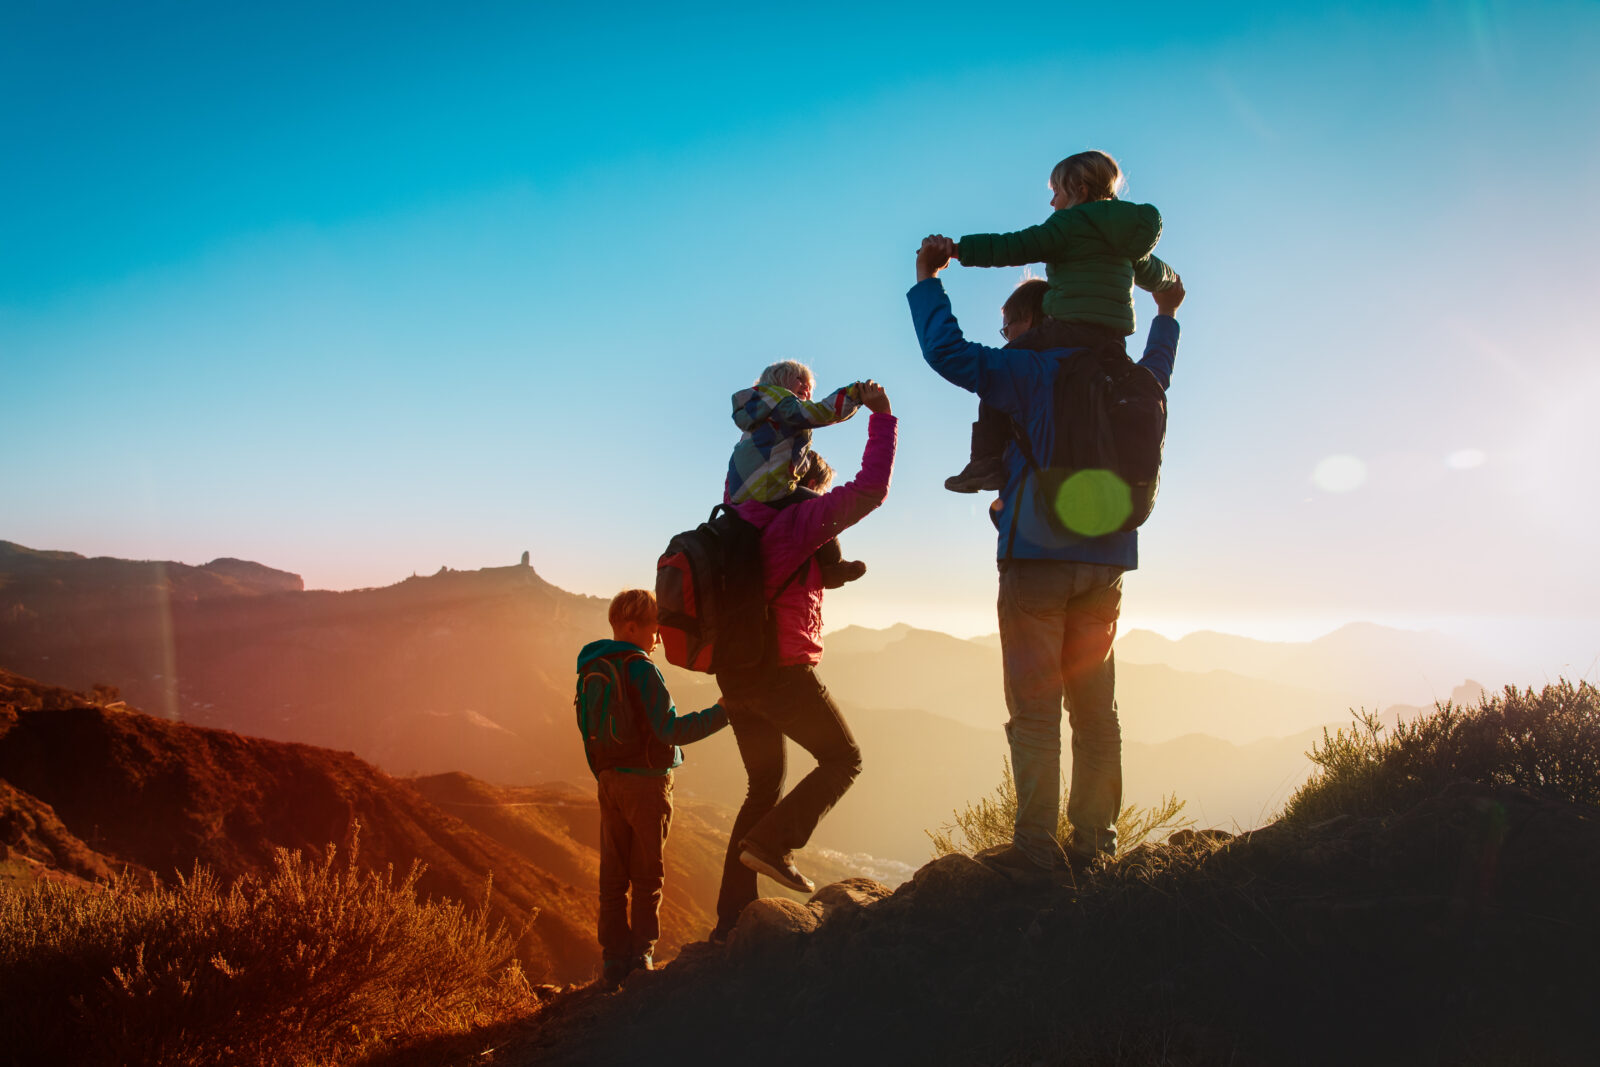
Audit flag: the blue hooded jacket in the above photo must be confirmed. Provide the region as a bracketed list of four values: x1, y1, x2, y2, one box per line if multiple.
[908, 277, 1179, 568]
[575, 639, 727, 775]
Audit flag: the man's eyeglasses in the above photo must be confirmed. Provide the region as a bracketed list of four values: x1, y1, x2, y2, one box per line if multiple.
[1000, 320, 1022, 341]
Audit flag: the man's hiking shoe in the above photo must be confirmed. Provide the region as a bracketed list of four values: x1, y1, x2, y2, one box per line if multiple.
[821, 559, 868, 589]
[632, 952, 654, 973]
[944, 458, 1005, 493]
[977, 844, 1060, 875]
[739, 840, 816, 894]
[1066, 850, 1108, 876]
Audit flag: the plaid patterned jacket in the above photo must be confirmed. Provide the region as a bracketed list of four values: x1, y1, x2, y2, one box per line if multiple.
[724, 382, 861, 504]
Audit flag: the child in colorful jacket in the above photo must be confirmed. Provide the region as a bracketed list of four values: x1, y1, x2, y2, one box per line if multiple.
[937, 149, 1182, 493]
[726, 360, 867, 588]
[725, 361, 861, 504]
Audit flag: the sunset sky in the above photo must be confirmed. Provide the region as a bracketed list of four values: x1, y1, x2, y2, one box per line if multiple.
[4, 1, 1597, 679]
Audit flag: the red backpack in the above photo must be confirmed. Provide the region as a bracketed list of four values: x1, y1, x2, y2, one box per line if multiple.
[656, 504, 805, 674]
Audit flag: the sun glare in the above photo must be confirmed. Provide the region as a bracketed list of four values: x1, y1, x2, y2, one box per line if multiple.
[1311, 454, 1367, 493]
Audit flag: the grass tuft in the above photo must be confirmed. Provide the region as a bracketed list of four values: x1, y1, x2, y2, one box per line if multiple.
[0, 823, 535, 1067]
[928, 757, 1192, 859]
[1281, 679, 1600, 825]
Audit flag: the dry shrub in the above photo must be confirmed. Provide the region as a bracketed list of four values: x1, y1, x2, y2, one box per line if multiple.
[1282, 679, 1600, 825]
[928, 758, 1191, 859]
[0, 825, 534, 1067]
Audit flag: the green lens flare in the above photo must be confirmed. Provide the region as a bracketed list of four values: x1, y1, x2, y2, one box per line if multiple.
[1053, 470, 1132, 536]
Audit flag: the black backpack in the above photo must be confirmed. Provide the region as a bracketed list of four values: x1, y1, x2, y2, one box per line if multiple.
[1014, 343, 1167, 540]
[574, 649, 666, 775]
[657, 504, 807, 674]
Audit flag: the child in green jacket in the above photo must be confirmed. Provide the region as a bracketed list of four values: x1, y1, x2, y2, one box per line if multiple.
[939, 150, 1182, 493]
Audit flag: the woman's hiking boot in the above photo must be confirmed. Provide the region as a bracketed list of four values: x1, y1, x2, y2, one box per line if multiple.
[944, 457, 1005, 493]
[738, 839, 815, 894]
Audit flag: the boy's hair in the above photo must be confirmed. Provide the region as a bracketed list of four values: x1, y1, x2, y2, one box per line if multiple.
[608, 588, 657, 629]
[1002, 279, 1049, 328]
[798, 452, 835, 493]
[1050, 150, 1124, 202]
[757, 360, 814, 396]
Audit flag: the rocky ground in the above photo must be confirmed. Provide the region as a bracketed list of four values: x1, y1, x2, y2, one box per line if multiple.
[448, 779, 1600, 1067]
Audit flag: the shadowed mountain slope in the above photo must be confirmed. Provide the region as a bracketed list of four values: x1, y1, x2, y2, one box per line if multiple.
[0, 668, 599, 981]
[0, 670, 862, 983]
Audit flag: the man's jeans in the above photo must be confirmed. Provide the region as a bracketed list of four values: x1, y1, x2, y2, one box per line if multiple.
[713, 664, 862, 930]
[997, 558, 1123, 868]
[597, 768, 673, 962]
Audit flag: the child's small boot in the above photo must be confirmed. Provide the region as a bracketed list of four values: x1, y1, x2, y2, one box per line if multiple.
[945, 457, 1004, 493]
[945, 411, 1008, 493]
[821, 560, 868, 589]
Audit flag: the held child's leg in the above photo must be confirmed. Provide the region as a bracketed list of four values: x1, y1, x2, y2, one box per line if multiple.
[814, 537, 868, 589]
[945, 402, 1010, 493]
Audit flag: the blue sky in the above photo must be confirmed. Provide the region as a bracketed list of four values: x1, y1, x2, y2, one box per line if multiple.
[4, 1, 1598, 678]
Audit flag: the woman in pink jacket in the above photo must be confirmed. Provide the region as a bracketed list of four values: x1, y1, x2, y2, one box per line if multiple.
[712, 380, 897, 937]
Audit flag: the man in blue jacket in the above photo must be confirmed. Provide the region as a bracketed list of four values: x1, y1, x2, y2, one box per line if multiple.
[907, 236, 1186, 873]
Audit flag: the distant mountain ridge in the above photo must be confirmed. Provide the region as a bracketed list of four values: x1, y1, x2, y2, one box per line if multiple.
[1115, 622, 1506, 706]
[0, 543, 602, 783]
[0, 540, 1504, 868]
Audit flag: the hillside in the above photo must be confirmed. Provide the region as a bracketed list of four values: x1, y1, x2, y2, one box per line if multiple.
[0, 669, 865, 984]
[482, 682, 1600, 1067]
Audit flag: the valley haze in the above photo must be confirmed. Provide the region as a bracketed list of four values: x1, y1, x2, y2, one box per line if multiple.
[0, 540, 1517, 869]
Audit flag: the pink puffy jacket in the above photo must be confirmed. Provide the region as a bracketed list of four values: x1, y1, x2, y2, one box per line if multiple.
[733, 412, 897, 666]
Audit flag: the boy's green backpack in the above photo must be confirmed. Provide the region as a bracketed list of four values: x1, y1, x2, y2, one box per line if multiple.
[574, 650, 664, 775]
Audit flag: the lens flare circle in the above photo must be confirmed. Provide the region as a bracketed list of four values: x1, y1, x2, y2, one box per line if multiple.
[1312, 454, 1367, 493]
[1053, 469, 1132, 536]
[1447, 448, 1487, 470]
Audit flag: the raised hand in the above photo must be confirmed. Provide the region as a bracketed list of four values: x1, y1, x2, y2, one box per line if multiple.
[1154, 276, 1186, 317]
[917, 235, 954, 281]
[857, 379, 891, 415]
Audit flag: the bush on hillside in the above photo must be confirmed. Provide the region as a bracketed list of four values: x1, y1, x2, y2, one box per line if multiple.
[0, 826, 534, 1067]
[928, 758, 1191, 859]
[1282, 680, 1600, 826]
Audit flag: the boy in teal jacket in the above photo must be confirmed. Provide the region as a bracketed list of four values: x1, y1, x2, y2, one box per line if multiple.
[576, 589, 727, 986]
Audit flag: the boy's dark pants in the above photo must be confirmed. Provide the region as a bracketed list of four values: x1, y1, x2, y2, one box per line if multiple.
[714, 665, 861, 930]
[969, 318, 1129, 464]
[596, 768, 673, 962]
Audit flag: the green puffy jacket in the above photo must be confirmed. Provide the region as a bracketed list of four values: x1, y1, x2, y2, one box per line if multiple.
[958, 198, 1178, 335]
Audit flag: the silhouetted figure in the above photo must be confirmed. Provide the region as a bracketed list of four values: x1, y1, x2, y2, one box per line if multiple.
[910, 236, 1186, 872]
[711, 381, 895, 936]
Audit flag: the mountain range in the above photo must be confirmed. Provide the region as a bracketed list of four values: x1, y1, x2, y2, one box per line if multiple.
[0, 540, 1499, 867]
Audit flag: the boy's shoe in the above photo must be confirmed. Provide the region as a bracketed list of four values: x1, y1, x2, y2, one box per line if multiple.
[820, 559, 868, 589]
[601, 958, 632, 989]
[944, 458, 1005, 493]
[738, 840, 816, 894]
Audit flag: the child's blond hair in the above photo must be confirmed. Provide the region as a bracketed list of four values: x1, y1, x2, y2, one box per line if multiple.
[1050, 150, 1124, 203]
[757, 360, 814, 397]
[608, 588, 657, 629]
